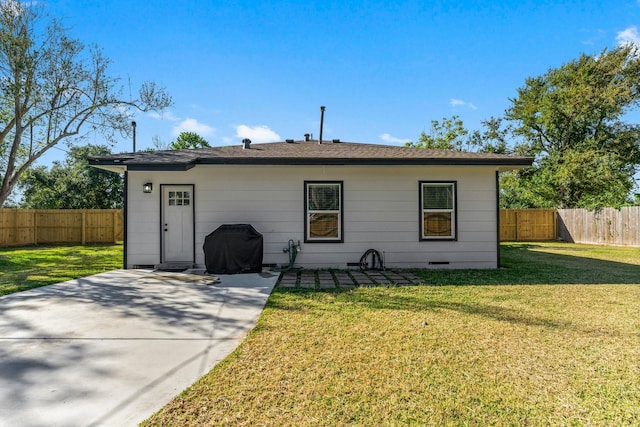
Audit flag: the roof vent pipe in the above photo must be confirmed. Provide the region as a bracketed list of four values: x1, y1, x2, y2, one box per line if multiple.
[304, 133, 310, 142]
[319, 106, 325, 144]
[242, 138, 251, 149]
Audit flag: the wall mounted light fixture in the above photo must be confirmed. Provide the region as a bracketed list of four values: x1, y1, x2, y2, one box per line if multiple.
[143, 182, 153, 193]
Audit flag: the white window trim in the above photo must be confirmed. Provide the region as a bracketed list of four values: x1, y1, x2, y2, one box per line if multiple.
[305, 181, 343, 243]
[420, 181, 457, 241]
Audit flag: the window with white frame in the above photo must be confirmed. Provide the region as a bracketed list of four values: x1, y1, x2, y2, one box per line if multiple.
[305, 181, 343, 242]
[420, 181, 456, 240]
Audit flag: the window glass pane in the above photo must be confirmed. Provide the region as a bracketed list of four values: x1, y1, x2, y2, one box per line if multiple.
[184, 191, 190, 199]
[183, 199, 190, 206]
[424, 212, 452, 236]
[423, 185, 453, 209]
[176, 192, 183, 198]
[169, 199, 176, 206]
[308, 185, 339, 211]
[177, 199, 183, 206]
[169, 192, 175, 198]
[309, 213, 339, 238]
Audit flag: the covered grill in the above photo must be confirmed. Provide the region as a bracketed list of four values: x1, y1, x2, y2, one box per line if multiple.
[203, 224, 263, 274]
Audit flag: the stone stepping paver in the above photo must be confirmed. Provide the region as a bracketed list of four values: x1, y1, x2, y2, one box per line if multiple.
[333, 272, 356, 288]
[349, 272, 376, 287]
[382, 271, 414, 285]
[299, 271, 316, 289]
[318, 272, 336, 289]
[278, 271, 298, 288]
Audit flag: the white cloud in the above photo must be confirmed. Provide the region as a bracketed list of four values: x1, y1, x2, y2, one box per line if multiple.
[147, 110, 180, 121]
[617, 26, 640, 47]
[172, 118, 216, 137]
[235, 125, 281, 143]
[450, 98, 477, 110]
[380, 133, 410, 144]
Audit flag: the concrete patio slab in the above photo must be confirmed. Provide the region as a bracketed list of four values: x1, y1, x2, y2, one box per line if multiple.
[0, 269, 278, 427]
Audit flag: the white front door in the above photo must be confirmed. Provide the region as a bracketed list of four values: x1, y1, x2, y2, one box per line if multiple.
[161, 185, 194, 263]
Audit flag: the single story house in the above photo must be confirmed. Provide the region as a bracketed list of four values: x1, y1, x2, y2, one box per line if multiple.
[89, 138, 533, 270]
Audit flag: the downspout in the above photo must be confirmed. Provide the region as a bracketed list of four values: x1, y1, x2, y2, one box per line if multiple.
[123, 170, 128, 269]
[495, 171, 500, 268]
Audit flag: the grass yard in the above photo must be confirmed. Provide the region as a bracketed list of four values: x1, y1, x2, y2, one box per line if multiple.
[144, 243, 640, 426]
[0, 243, 123, 296]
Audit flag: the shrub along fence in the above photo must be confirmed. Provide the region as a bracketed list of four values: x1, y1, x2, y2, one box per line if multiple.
[0, 209, 123, 247]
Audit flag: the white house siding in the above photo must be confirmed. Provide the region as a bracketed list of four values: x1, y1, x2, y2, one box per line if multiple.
[126, 164, 499, 269]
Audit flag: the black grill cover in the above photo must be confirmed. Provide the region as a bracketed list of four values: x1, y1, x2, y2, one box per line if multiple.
[203, 224, 263, 274]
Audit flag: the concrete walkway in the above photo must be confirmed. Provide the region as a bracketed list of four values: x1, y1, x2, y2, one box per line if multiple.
[0, 269, 278, 427]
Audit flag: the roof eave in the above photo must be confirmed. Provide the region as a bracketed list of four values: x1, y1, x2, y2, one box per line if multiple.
[88, 155, 533, 170]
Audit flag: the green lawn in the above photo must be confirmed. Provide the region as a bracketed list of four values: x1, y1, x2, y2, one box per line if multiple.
[144, 242, 640, 426]
[0, 243, 123, 296]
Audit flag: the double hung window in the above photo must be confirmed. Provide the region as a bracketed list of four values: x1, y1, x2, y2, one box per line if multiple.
[420, 181, 456, 240]
[305, 181, 343, 242]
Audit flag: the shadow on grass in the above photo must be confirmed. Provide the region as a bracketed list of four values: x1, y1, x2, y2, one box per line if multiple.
[420, 243, 640, 286]
[270, 287, 565, 326]
[269, 243, 639, 331]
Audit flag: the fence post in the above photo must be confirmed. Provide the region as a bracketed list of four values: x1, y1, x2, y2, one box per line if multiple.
[113, 210, 117, 243]
[81, 210, 86, 245]
[33, 210, 37, 245]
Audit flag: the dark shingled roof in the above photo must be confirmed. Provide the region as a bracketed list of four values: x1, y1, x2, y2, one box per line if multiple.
[89, 140, 534, 171]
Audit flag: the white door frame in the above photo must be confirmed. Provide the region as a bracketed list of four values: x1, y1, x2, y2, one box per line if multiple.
[160, 184, 195, 263]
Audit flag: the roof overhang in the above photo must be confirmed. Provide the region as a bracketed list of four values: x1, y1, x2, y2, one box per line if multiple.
[89, 157, 533, 171]
[87, 141, 534, 171]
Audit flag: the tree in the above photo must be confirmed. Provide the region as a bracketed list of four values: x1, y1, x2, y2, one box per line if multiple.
[406, 115, 470, 151]
[407, 115, 514, 154]
[19, 145, 123, 209]
[169, 132, 210, 149]
[0, 1, 171, 207]
[505, 46, 640, 208]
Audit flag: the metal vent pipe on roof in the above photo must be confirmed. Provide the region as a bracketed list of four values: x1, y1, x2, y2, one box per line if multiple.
[304, 133, 310, 142]
[132, 121, 137, 152]
[319, 106, 325, 145]
[242, 138, 251, 149]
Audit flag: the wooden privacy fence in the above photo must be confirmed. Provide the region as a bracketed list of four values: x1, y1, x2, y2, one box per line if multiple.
[1, 208, 637, 247]
[500, 209, 557, 242]
[558, 207, 640, 246]
[0, 209, 123, 247]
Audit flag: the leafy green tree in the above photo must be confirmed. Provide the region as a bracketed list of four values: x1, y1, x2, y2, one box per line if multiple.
[169, 132, 210, 149]
[407, 115, 515, 154]
[406, 116, 470, 151]
[0, 1, 171, 207]
[504, 46, 640, 209]
[19, 145, 123, 209]
[469, 117, 512, 154]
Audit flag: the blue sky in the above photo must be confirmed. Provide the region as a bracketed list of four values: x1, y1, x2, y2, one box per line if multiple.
[42, 0, 640, 161]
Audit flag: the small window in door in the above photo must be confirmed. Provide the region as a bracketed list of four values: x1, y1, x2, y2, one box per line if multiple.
[168, 191, 190, 206]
